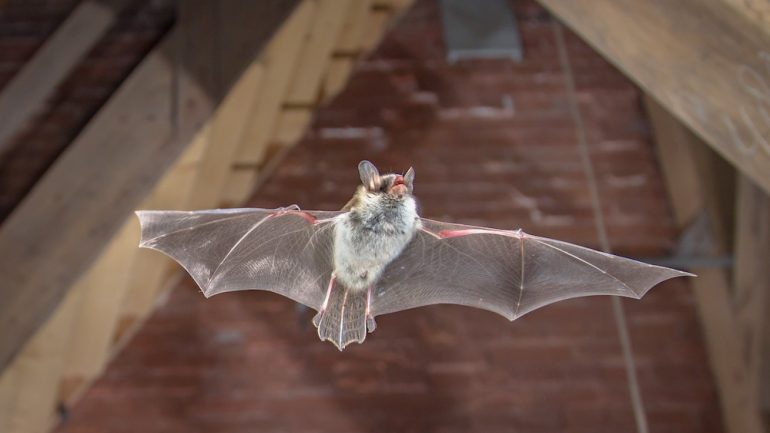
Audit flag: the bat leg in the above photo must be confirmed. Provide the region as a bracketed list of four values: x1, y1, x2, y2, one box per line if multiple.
[312, 273, 336, 328]
[366, 285, 377, 333]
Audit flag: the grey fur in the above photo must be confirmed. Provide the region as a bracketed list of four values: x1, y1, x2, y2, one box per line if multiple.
[333, 184, 420, 290]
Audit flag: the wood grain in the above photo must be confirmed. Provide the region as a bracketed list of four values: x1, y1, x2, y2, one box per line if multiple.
[649, 97, 765, 433]
[0, 1, 301, 374]
[539, 0, 770, 196]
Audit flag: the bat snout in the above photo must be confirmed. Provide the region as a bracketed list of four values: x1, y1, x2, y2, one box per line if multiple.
[388, 183, 408, 197]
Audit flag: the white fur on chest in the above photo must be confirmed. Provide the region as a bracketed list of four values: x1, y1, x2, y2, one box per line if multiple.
[333, 195, 419, 290]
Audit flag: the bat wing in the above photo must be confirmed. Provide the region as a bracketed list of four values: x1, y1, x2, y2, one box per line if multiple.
[371, 218, 692, 320]
[136, 208, 342, 310]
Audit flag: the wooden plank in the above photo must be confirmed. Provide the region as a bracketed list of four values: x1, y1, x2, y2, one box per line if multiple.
[334, 0, 373, 53]
[538, 0, 770, 196]
[0, 0, 301, 374]
[116, 0, 301, 335]
[732, 176, 770, 413]
[645, 96, 703, 227]
[226, 0, 407, 204]
[722, 0, 770, 34]
[115, 0, 295, 334]
[322, 57, 355, 102]
[221, 167, 260, 207]
[0, 34, 178, 375]
[650, 99, 764, 433]
[273, 108, 313, 146]
[3, 285, 83, 433]
[233, 0, 318, 166]
[0, 368, 17, 433]
[0, 0, 124, 158]
[284, 0, 353, 106]
[186, 60, 265, 209]
[361, 8, 392, 50]
[688, 270, 763, 433]
[59, 220, 138, 401]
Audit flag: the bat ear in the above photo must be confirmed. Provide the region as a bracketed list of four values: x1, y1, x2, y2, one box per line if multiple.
[358, 160, 381, 191]
[404, 167, 415, 192]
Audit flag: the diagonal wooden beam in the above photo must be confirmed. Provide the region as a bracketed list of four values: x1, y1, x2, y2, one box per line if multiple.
[1, 284, 84, 433]
[0, 0, 127, 159]
[58, 221, 138, 401]
[0, 1, 300, 374]
[539, 0, 770, 197]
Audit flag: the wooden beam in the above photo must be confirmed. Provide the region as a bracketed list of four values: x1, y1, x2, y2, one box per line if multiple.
[334, 0, 373, 54]
[0, 33, 178, 375]
[0, 0, 125, 158]
[233, 0, 318, 167]
[538, 0, 770, 196]
[320, 0, 373, 101]
[224, 0, 414, 205]
[58, 220, 137, 401]
[117, 0, 302, 340]
[645, 97, 704, 227]
[2, 284, 83, 433]
[223, 0, 318, 204]
[186, 60, 266, 209]
[322, 58, 355, 102]
[284, 0, 353, 106]
[109, 0, 224, 332]
[648, 97, 765, 433]
[646, 96, 736, 249]
[0, 1, 301, 374]
[0, 368, 17, 433]
[361, 7, 392, 50]
[733, 175, 770, 415]
[273, 108, 313, 146]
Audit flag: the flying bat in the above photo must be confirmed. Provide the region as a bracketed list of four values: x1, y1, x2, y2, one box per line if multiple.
[136, 160, 692, 350]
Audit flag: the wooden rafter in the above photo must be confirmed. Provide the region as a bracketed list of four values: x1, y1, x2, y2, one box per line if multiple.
[0, 0, 126, 158]
[647, 96, 768, 433]
[0, 1, 411, 430]
[539, 0, 770, 196]
[0, 0, 300, 378]
[224, 0, 412, 206]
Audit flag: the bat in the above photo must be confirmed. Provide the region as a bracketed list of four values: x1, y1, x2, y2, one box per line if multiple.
[136, 160, 692, 350]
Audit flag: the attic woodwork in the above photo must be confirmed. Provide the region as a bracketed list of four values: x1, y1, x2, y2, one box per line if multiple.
[648, 95, 770, 433]
[0, 1, 411, 431]
[539, 0, 770, 197]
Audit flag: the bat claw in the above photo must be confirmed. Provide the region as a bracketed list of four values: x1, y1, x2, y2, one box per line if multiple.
[366, 315, 377, 333]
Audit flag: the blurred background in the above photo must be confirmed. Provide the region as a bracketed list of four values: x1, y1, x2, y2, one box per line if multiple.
[0, 0, 768, 432]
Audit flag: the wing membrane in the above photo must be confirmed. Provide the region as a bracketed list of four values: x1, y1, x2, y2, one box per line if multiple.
[136, 209, 341, 310]
[372, 218, 691, 320]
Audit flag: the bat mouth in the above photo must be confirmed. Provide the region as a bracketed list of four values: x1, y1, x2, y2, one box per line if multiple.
[388, 176, 408, 197]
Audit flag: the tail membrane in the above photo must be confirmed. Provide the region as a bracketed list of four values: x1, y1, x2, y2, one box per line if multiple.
[312, 284, 368, 350]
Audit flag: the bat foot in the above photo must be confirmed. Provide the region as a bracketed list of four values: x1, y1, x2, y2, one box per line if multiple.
[366, 315, 377, 333]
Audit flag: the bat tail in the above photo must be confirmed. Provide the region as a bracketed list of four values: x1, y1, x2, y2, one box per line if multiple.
[312, 285, 368, 351]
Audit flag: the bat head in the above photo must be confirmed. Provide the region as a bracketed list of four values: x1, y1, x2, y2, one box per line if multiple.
[358, 160, 415, 199]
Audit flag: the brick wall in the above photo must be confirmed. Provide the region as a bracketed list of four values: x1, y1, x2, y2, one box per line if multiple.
[55, 1, 722, 432]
